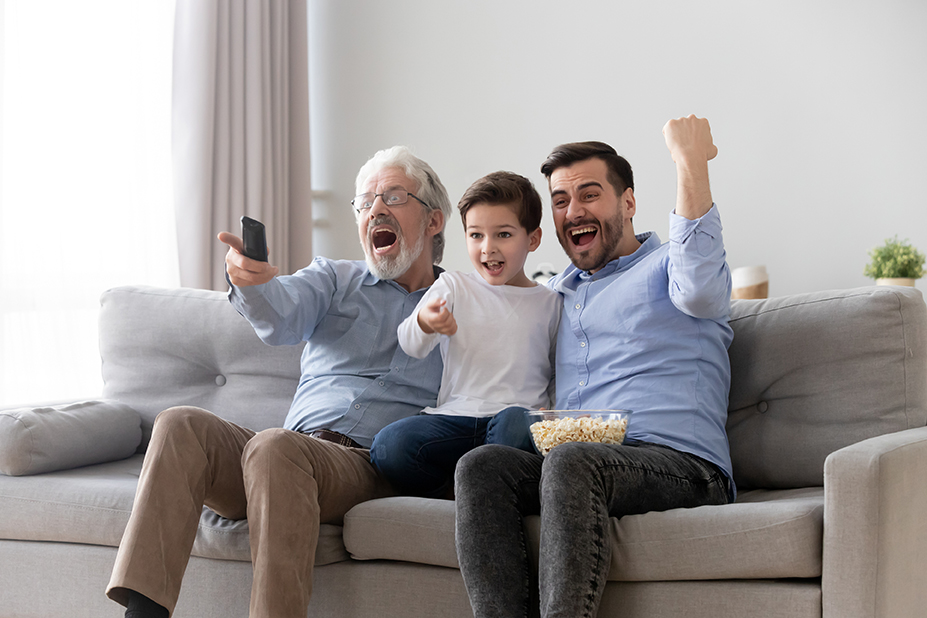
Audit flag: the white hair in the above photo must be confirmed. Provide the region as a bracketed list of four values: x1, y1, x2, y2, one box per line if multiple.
[354, 146, 452, 264]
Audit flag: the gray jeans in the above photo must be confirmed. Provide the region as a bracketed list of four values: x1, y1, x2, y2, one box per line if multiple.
[454, 441, 731, 618]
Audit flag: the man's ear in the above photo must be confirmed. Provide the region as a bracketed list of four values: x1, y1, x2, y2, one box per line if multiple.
[623, 188, 636, 220]
[528, 227, 542, 252]
[427, 208, 445, 236]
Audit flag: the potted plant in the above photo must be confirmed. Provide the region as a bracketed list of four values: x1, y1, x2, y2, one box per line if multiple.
[864, 236, 925, 287]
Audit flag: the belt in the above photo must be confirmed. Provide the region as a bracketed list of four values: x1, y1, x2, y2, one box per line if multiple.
[310, 429, 364, 449]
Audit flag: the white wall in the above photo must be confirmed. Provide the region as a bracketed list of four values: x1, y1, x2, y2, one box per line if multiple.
[308, 0, 927, 296]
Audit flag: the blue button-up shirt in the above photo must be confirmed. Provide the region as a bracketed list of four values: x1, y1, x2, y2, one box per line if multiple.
[229, 257, 443, 447]
[548, 205, 735, 488]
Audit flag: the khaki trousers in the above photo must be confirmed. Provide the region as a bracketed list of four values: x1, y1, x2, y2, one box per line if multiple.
[106, 406, 396, 618]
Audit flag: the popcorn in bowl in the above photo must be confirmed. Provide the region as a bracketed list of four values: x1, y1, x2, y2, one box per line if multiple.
[525, 410, 631, 456]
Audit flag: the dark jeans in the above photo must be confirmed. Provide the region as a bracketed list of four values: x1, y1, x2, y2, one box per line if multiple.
[370, 406, 534, 498]
[454, 441, 731, 618]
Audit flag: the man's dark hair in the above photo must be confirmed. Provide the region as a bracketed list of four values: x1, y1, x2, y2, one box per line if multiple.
[457, 171, 543, 232]
[540, 141, 634, 196]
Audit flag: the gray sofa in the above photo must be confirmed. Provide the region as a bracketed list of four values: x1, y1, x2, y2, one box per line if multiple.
[1, 284, 925, 618]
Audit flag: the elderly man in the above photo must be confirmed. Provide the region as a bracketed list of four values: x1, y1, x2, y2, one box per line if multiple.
[106, 146, 451, 618]
[455, 116, 735, 618]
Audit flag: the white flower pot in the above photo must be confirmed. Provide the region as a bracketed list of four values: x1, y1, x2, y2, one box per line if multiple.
[876, 278, 916, 287]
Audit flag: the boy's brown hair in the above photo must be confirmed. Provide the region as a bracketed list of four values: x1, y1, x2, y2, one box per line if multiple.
[457, 171, 543, 232]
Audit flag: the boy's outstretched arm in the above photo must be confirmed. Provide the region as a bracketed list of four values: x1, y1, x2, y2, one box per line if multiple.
[417, 297, 458, 336]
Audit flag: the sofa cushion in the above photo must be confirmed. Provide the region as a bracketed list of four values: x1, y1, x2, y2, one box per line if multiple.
[600, 487, 823, 580]
[0, 455, 349, 566]
[343, 489, 824, 581]
[344, 497, 458, 567]
[727, 286, 927, 489]
[0, 400, 141, 476]
[98, 286, 304, 448]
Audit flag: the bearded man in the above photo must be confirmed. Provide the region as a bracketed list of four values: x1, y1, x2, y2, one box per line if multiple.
[106, 146, 450, 618]
[455, 116, 736, 618]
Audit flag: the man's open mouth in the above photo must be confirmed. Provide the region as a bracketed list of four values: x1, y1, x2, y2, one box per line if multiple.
[372, 228, 398, 252]
[569, 226, 598, 247]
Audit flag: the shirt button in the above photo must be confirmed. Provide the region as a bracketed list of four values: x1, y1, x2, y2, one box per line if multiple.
[379, 381, 385, 387]
[575, 303, 581, 309]
[354, 404, 361, 410]
[579, 381, 585, 386]
[580, 342, 586, 347]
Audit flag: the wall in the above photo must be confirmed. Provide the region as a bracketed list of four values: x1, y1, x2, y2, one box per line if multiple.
[308, 0, 927, 296]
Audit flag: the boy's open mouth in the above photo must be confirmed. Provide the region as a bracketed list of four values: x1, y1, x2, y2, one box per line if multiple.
[570, 226, 598, 247]
[372, 228, 398, 252]
[483, 260, 504, 276]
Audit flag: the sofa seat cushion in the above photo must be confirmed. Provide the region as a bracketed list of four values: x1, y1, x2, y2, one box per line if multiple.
[0, 454, 349, 566]
[344, 488, 824, 581]
[344, 497, 457, 567]
[600, 487, 824, 580]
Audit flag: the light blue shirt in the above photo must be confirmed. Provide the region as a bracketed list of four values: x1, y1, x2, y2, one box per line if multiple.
[548, 205, 735, 490]
[228, 257, 443, 447]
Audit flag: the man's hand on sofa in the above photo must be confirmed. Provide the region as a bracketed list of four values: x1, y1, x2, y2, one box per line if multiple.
[218, 231, 279, 287]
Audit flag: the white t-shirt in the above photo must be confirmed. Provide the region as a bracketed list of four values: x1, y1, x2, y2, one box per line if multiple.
[398, 270, 562, 417]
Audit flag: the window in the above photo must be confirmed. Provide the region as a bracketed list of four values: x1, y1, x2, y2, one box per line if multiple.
[0, 1, 177, 406]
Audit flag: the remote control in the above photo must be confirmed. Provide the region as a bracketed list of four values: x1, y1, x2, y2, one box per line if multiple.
[240, 216, 268, 262]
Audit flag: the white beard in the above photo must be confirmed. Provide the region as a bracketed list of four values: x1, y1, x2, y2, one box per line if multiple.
[364, 217, 427, 281]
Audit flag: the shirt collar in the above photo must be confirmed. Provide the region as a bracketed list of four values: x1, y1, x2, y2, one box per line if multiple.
[362, 264, 445, 291]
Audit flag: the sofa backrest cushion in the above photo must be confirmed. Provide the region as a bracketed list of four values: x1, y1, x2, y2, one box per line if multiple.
[99, 286, 303, 448]
[727, 286, 926, 489]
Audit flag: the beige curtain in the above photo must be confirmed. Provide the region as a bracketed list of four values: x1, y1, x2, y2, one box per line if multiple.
[172, 0, 311, 291]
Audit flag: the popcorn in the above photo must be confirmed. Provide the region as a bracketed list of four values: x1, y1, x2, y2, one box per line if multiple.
[529, 415, 629, 456]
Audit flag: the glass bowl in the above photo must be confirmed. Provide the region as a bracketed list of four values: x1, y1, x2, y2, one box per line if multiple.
[525, 410, 631, 456]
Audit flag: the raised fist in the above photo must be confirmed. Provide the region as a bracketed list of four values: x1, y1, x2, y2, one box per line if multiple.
[662, 115, 718, 165]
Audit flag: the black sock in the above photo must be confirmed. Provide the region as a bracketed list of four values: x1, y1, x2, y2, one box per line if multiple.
[125, 589, 169, 618]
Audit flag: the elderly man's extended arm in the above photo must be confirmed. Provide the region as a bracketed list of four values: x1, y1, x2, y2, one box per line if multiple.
[228, 257, 338, 346]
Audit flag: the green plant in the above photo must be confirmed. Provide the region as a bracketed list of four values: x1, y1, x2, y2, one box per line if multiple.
[864, 236, 926, 280]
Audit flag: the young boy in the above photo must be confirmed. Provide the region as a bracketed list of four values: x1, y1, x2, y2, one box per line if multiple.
[370, 171, 561, 498]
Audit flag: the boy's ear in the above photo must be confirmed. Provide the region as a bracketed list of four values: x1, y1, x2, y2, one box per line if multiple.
[528, 227, 542, 252]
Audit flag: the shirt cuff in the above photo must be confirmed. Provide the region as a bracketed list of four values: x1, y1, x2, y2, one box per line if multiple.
[669, 203, 722, 244]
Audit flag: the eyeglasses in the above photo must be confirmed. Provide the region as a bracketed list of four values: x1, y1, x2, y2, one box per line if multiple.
[351, 189, 429, 213]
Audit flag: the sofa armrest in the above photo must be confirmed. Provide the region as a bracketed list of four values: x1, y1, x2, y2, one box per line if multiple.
[822, 425, 927, 618]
